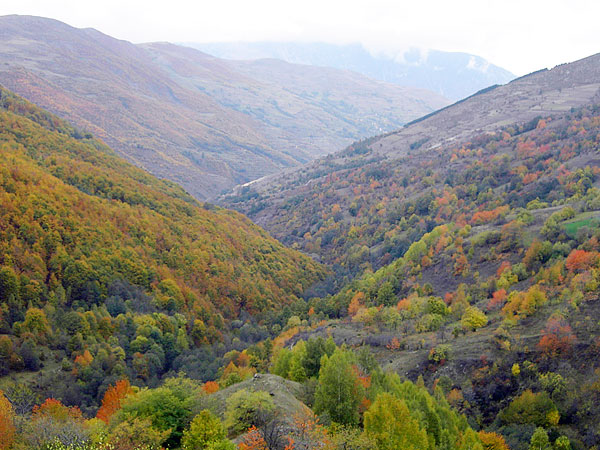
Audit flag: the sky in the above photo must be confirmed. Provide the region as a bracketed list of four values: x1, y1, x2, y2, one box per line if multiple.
[1, 0, 599, 76]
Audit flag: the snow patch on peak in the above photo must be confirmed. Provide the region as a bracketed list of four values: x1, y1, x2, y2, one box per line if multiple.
[467, 55, 490, 73]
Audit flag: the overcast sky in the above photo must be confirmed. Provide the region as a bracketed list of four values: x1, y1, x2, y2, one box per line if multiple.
[1, 0, 599, 76]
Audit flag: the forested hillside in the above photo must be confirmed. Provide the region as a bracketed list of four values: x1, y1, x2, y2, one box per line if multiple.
[0, 85, 325, 413]
[218, 54, 600, 450]
[223, 53, 600, 286]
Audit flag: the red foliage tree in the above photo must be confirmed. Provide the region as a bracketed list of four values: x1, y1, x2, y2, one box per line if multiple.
[487, 289, 507, 311]
[538, 317, 577, 358]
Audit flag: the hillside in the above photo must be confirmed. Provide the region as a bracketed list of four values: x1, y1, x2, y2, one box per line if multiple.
[190, 41, 515, 100]
[0, 15, 448, 199]
[0, 85, 326, 410]
[220, 52, 600, 449]
[222, 53, 600, 283]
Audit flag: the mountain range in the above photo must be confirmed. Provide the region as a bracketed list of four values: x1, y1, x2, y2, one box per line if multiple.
[0, 15, 449, 199]
[189, 41, 516, 100]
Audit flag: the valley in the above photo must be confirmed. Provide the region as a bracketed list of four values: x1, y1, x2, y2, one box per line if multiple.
[0, 11, 599, 450]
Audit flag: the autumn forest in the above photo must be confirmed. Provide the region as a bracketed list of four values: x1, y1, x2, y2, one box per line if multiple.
[1, 16, 600, 450]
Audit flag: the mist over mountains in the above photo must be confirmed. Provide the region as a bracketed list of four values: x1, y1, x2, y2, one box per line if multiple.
[188, 42, 515, 100]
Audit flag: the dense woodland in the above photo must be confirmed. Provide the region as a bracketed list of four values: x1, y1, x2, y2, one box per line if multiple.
[0, 86, 325, 416]
[1, 58, 600, 450]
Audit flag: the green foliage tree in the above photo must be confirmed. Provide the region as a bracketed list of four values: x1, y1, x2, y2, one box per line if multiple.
[182, 410, 235, 450]
[529, 427, 550, 450]
[553, 436, 571, 450]
[314, 347, 364, 426]
[500, 390, 559, 427]
[364, 392, 429, 450]
[118, 381, 199, 448]
[109, 417, 170, 450]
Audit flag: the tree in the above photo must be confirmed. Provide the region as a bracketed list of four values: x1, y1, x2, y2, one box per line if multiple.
[109, 417, 169, 450]
[565, 249, 597, 272]
[182, 410, 234, 450]
[0, 390, 15, 450]
[461, 306, 488, 331]
[224, 389, 275, 436]
[529, 428, 550, 450]
[20, 307, 51, 342]
[500, 390, 559, 427]
[118, 385, 193, 448]
[314, 347, 364, 426]
[348, 292, 365, 317]
[479, 431, 510, 450]
[537, 317, 577, 358]
[377, 282, 396, 307]
[364, 392, 429, 450]
[202, 381, 220, 394]
[554, 436, 571, 450]
[239, 426, 268, 450]
[24, 398, 88, 449]
[96, 378, 133, 423]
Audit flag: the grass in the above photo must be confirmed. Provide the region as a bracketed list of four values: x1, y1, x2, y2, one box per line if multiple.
[562, 212, 600, 237]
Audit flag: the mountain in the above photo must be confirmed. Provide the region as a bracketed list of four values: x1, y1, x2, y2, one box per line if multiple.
[221, 52, 600, 279]
[189, 42, 515, 101]
[222, 53, 600, 448]
[0, 15, 449, 199]
[0, 84, 326, 408]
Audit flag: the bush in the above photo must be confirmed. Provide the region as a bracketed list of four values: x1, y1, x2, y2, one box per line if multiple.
[500, 390, 559, 427]
[224, 389, 275, 436]
[428, 344, 451, 364]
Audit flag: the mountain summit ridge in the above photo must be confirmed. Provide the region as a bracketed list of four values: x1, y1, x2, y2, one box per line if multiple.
[0, 14, 448, 199]
[189, 41, 516, 100]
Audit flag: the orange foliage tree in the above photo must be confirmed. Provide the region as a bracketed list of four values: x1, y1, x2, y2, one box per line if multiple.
[487, 289, 507, 311]
[565, 249, 598, 272]
[33, 398, 83, 422]
[238, 425, 268, 450]
[347, 292, 365, 317]
[96, 379, 133, 423]
[202, 381, 220, 394]
[479, 431, 510, 450]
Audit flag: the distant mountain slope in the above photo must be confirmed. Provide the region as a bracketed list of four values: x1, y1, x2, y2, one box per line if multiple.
[221, 53, 600, 284]
[0, 15, 448, 199]
[190, 42, 515, 100]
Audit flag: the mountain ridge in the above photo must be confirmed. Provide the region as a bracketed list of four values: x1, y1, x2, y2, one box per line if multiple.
[188, 41, 516, 100]
[0, 14, 449, 199]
